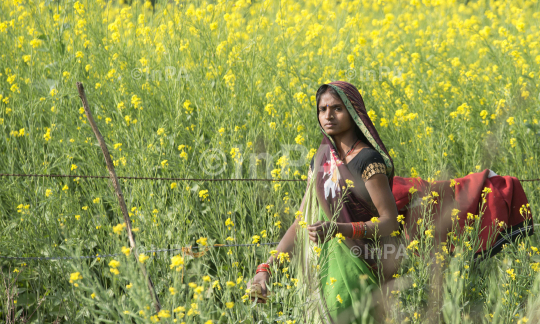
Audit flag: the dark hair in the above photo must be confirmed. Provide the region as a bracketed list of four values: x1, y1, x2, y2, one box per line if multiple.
[315, 84, 372, 149]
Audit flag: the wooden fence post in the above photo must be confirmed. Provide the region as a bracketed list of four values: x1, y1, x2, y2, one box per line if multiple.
[76, 82, 161, 312]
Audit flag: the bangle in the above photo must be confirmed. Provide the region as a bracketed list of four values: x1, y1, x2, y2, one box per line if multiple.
[256, 268, 271, 276]
[257, 263, 270, 270]
[363, 222, 368, 238]
[352, 222, 358, 239]
[351, 222, 365, 239]
[256, 263, 272, 276]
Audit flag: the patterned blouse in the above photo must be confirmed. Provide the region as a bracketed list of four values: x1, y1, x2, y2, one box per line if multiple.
[309, 147, 388, 215]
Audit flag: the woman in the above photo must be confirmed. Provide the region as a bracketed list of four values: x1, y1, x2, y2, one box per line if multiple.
[247, 81, 534, 323]
[248, 81, 402, 323]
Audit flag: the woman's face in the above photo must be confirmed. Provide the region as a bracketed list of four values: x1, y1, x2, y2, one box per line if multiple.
[318, 91, 354, 136]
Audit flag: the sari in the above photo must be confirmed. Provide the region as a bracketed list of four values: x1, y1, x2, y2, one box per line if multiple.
[293, 81, 395, 324]
[292, 81, 534, 324]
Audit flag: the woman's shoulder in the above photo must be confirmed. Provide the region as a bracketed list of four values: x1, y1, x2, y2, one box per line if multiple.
[353, 147, 384, 163]
[308, 147, 388, 181]
[349, 147, 387, 182]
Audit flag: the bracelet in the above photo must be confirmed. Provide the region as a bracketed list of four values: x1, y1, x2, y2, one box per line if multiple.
[256, 269, 271, 276]
[351, 222, 365, 239]
[257, 263, 270, 270]
[256, 263, 272, 276]
[362, 222, 368, 238]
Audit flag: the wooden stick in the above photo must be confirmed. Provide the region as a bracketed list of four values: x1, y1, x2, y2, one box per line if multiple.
[76, 82, 161, 312]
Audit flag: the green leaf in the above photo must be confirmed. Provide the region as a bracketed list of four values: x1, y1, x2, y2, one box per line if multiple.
[16, 292, 37, 306]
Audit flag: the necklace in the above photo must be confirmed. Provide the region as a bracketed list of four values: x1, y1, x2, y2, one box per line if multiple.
[340, 138, 361, 161]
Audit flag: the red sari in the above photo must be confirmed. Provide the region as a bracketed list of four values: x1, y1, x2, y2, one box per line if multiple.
[392, 169, 534, 261]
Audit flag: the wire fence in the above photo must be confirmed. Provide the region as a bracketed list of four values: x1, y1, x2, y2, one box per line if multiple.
[2, 173, 540, 182]
[0, 173, 306, 182]
[0, 242, 280, 261]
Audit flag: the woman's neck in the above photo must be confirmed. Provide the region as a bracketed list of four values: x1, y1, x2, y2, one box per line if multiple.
[332, 129, 359, 158]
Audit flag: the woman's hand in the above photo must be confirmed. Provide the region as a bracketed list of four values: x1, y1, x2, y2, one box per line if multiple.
[307, 221, 338, 245]
[246, 271, 270, 304]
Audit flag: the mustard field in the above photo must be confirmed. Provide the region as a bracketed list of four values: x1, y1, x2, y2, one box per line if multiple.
[1, 0, 539, 323]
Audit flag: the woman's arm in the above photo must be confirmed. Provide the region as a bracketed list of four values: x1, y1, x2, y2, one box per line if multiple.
[307, 173, 399, 243]
[361, 173, 400, 238]
[265, 216, 301, 268]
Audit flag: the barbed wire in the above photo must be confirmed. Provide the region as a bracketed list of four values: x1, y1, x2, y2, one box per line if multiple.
[0, 173, 305, 182]
[0, 242, 280, 261]
[1, 173, 539, 182]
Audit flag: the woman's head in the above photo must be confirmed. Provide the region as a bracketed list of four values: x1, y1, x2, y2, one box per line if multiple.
[316, 84, 370, 146]
[316, 85, 354, 137]
[314, 80, 394, 188]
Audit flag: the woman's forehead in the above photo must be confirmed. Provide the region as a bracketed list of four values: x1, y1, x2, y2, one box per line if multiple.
[319, 92, 343, 105]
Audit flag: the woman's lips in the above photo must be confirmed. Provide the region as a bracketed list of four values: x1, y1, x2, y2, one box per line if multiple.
[325, 123, 336, 128]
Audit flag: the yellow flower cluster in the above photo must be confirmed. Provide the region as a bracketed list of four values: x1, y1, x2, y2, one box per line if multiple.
[196, 237, 208, 246]
[109, 260, 120, 275]
[138, 253, 149, 263]
[345, 179, 354, 188]
[225, 217, 234, 230]
[198, 189, 209, 201]
[407, 240, 419, 251]
[69, 272, 83, 286]
[112, 223, 126, 234]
